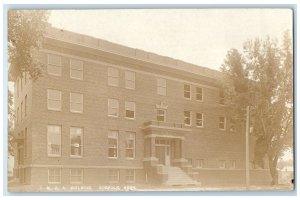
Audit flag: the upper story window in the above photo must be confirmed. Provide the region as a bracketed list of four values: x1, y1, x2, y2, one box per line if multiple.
[108, 130, 118, 158]
[47, 89, 62, 111]
[70, 169, 83, 184]
[184, 84, 191, 99]
[196, 113, 203, 128]
[157, 109, 166, 122]
[48, 168, 61, 184]
[157, 78, 166, 96]
[70, 93, 83, 113]
[219, 116, 226, 130]
[47, 125, 61, 157]
[47, 54, 62, 76]
[196, 87, 203, 101]
[108, 67, 119, 87]
[125, 132, 135, 159]
[219, 89, 225, 105]
[125, 71, 135, 89]
[125, 101, 135, 119]
[184, 110, 191, 126]
[108, 99, 119, 117]
[70, 59, 83, 80]
[70, 127, 83, 157]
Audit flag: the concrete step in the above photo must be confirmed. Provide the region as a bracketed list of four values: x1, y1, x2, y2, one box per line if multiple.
[164, 166, 199, 186]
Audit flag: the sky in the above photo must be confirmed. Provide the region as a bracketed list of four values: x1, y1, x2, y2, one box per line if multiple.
[48, 9, 293, 71]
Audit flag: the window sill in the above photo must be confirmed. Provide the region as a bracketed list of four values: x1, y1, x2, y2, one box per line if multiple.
[108, 157, 118, 159]
[125, 157, 135, 160]
[70, 111, 83, 114]
[124, 117, 135, 120]
[70, 77, 83, 81]
[196, 126, 204, 128]
[48, 155, 61, 158]
[48, 108, 62, 112]
[125, 87, 135, 90]
[108, 115, 119, 118]
[70, 155, 83, 158]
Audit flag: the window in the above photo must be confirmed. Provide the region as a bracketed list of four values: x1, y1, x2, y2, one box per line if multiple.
[125, 132, 135, 159]
[229, 119, 236, 132]
[184, 84, 191, 99]
[108, 99, 119, 117]
[229, 160, 236, 169]
[125, 71, 135, 89]
[157, 78, 166, 95]
[24, 95, 27, 117]
[21, 76, 23, 92]
[196, 87, 203, 101]
[125, 101, 135, 119]
[47, 125, 61, 157]
[24, 72, 27, 85]
[47, 89, 61, 111]
[108, 67, 119, 86]
[108, 169, 119, 183]
[157, 109, 166, 122]
[194, 159, 204, 168]
[47, 54, 62, 76]
[70, 59, 83, 80]
[70, 127, 83, 157]
[70, 93, 83, 113]
[16, 79, 19, 98]
[21, 101, 23, 121]
[48, 168, 61, 184]
[24, 128, 27, 158]
[184, 111, 191, 126]
[70, 169, 83, 184]
[219, 89, 225, 104]
[17, 107, 19, 124]
[125, 169, 135, 183]
[108, 131, 118, 158]
[187, 158, 193, 166]
[219, 160, 226, 169]
[196, 113, 203, 127]
[219, 117, 226, 130]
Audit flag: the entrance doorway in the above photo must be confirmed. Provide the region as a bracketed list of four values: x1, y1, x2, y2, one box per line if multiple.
[155, 139, 173, 166]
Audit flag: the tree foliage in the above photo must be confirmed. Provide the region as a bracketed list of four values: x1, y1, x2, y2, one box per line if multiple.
[220, 30, 293, 185]
[8, 10, 49, 80]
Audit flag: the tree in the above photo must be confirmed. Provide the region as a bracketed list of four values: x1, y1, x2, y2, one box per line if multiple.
[8, 10, 49, 80]
[8, 10, 49, 156]
[220, 31, 293, 185]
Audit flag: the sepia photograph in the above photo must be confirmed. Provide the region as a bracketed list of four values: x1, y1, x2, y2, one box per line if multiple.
[6, 7, 294, 193]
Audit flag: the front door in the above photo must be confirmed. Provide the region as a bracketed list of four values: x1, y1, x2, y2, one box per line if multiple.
[165, 146, 170, 166]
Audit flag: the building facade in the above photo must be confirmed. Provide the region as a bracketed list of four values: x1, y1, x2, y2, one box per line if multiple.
[12, 27, 271, 190]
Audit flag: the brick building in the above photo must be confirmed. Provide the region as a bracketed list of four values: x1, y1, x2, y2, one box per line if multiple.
[11, 27, 271, 190]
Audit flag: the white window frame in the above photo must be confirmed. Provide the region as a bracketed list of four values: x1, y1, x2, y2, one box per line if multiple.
[70, 127, 83, 158]
[70, 59, 83, 80]
[47, 89, 62, 111]
[157, 78, 166, 96]
[47, 125, 62, 157]
[108, 99, 119, 117]
[125, 70, 135, 89]
[125, 101, 135, 119]
[125, 169, 135, 183]
[219, 160, 226, 169]
[184, 84, 191, 99]
[125, 132, 135, 159]
[108, 169, 120, 183]
[157, 109, 166, 122]
[48, 168, 61, 184]
[184, 110, 192, 126]
[229, 160, 236, 169]
[47, 54, 62, 76]
[219, 116, 226, 130]
[108, 67, 119, 87]
[70, 92, 83, 113]
[194, 159, 204, 169]
[196, 87, 203, 101]
[70, 168, 83, 184]
[108, 130, 118, 159]
[196, 113, 203, 128]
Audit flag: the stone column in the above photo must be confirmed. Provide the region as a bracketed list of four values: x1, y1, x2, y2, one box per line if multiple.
[150, 136, 156, 158]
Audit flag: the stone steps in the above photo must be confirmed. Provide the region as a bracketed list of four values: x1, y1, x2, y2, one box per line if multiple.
[164, 166, 199, 186]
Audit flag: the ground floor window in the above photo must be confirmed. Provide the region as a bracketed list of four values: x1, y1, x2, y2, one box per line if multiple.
[229, 160, 236, 169]
[219, 160, 226, 169]
[194, 159, 204, 168]
[48, 168, 61, 184]
[70, 169, 83, 184]
[108, 131, 118, 158]
[109, 169, 119, 183]
[125, 169, 135, 183]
